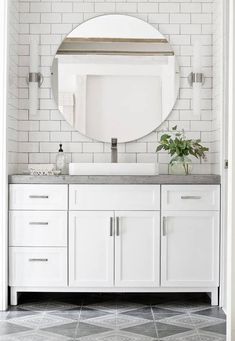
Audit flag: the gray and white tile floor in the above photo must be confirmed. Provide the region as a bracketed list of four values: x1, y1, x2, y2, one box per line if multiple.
[0, 293, 226, 340]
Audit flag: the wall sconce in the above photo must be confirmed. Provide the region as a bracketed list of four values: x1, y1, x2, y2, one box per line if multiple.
[28, 37, 43, 116]
[188, 40, 205, 116]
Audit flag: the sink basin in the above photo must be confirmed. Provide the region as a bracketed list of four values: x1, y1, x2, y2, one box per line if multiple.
[69, 163, 158, 176]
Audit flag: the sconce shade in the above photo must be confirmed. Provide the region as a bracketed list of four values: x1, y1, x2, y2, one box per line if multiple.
[29, 37, 39, 116]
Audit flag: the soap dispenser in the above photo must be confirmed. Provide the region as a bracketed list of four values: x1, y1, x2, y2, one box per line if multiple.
[56, 144, 65, 174]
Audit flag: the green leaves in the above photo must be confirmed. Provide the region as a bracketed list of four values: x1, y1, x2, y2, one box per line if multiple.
[156, 127, 209, 161]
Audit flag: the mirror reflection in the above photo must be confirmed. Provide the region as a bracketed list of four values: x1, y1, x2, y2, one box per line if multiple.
[51, 14, 179, 143]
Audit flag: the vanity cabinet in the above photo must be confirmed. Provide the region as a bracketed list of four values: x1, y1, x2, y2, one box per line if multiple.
[161, 185, 220, 290]
[69, 211, 160, 288]
[161, 211, 219, 287]
[115, 211, 160, 287]
[8, 182, 220, 306]
[69, 211, 114, 287]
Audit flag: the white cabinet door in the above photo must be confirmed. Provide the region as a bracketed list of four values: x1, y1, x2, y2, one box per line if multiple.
[69, 211, 114, 287]
[161, 211, 220, 287]
[115, 211, 160, 287]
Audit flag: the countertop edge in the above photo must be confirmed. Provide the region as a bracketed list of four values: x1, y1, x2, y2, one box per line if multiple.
[8, 174, 221, 185]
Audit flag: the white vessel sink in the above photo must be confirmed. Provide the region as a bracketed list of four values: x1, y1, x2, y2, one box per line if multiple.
[69, 163, 158, 176]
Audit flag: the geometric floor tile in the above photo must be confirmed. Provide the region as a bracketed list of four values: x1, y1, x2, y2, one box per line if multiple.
[49, 308, 81, 321]
[84, 302, 145, 314]
[121, 307, 153, 320]
[0, 321, 31, 336]
[84, 314, 149, 329]
[74, 330, 155, 341]
[155, 301, 210, 313]
[123, 322, 158, 338]
[159, 314, 224, 329]
[200, 322, 226, 335]
[8, 314, 75, 329]
[191, 307, 226, 320]
[155, 321, 193, 338]
[0, 330, 69, 341]
[3, 294, 226, 340]
[158, 330, 202, 340]
[76, 322, 111, 338]
[41, 321, 78, 338]
[18, 302, 78, 312]
[152, 307, 184, 321]
[80, 308, 111, 321]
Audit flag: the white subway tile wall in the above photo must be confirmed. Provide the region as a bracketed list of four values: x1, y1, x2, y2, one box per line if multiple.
[11, 0, 222, 174]
[8, 0, 19, 174]
[212, 0, 223, 174]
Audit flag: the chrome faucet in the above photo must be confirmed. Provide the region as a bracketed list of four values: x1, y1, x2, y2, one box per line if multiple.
[111, 138, 118, 163]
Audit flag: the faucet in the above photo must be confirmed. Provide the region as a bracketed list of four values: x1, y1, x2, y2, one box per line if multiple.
[111, 138, 118, 163]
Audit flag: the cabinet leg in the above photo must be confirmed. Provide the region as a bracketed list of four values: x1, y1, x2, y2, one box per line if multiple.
[10, 288, 18, 306]
[210, 288, 218, 306]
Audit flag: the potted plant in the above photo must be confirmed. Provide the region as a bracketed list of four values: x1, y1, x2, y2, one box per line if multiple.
[156, 126, 209, 175]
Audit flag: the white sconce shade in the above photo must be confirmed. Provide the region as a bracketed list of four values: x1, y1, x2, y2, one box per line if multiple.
[188, 39, 204, 117]
[28, 36, 43, 116]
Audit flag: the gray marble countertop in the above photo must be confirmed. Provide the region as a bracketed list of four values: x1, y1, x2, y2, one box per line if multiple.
[8, 174, 221, 184]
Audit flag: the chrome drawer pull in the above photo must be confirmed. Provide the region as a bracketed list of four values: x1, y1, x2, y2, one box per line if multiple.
[181, 195, 201, 200]
[29, 258, 48, 262]
[110, 217, 113, 237]
[29, 222, 48, 226]
[116, 217, 120, 236]
[29, 195, 49, 199]
[163, 216, 167, 236]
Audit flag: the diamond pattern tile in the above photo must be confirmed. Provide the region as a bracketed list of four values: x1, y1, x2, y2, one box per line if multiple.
[18, 302, 78, 312]
[121, 307, 153, 320]
[84, 313, 149, 329]
[155, 301, 210, 313]
[200, 322, 226, 335]
[0, 330, 69, 341]
[8, 314, 75, 329]
[155, 321, 192, 338]
[74, 330, 155, 341]
[0, 321, 31, 336]
[191, 307, 226, 320]
[123, 322, 158, 338]
[2, 294, 225, 340]
[85, 301, 145, 314]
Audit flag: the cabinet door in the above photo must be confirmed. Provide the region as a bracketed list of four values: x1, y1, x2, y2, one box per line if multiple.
[161, 211, 219, 287]
[115, 211, 160, 287]
[69, 211, 114, 287]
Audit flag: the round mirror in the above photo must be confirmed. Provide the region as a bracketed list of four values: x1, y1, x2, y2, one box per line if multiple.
[51, 14, 179, 143]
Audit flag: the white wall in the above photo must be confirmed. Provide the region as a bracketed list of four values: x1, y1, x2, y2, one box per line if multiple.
[16, 0, 215, 174]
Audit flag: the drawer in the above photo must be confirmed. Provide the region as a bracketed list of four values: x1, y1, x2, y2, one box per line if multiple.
[9, 211, 67, 247]
[9, 247, 67, 287]
[162, 185, 220, 211]
[69, 185, 160, 210]
[9, 184, 68, 210]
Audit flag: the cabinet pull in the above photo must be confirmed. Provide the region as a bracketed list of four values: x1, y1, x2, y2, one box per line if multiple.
[29, 222, 48, 226]
[116, 217, 120, 236]
[110, 217, 113, 237]
[162, 216, 167, 236]
[29, 258, 48, 262]
[181, 195, 201, 200]
[29, 195, 49, 199]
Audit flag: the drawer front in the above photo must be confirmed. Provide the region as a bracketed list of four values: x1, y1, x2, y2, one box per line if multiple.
[69, 185, 160, 210]
[9, 211, 67, 247]
[9, 247, 67, 287]
[9, 184, 68, 210]
[162, 185, 220, 211]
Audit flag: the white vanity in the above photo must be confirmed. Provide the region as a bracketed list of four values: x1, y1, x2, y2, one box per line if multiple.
[8, 176, 220, 306]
